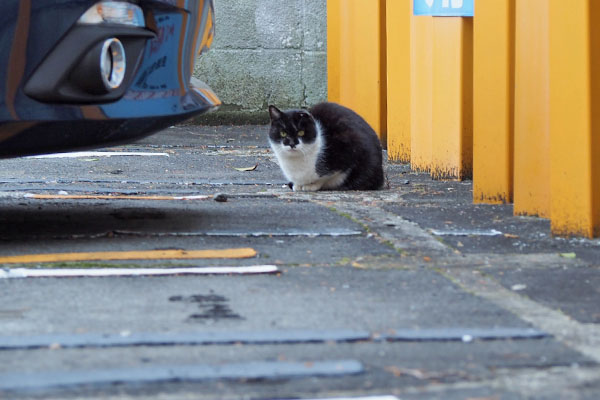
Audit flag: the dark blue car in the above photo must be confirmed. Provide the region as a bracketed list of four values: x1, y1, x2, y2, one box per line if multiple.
[0, 0, 220, 158]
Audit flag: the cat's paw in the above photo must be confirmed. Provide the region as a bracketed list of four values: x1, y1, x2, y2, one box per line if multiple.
[294, 183, 322, 192]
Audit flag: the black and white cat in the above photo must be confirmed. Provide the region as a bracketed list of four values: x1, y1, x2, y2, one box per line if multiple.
[268, 102, 384, 191]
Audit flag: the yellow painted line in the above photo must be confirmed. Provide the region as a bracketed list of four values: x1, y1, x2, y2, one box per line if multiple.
[24, 194, 210, 201]
[0, 248, 257, 264]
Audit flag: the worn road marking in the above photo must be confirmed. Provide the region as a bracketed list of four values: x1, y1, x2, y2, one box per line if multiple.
[430, 228, 503, 237]
[442, 268, 600, 363]
[0, 265, 277, 279]
[0, 327, 548, 350]
[384, 327, 547, 341]
[0, 360, 364, 391]
[152, 230, 363, 238]
[0, 329, 370, 349]
[296, 397, 399, 400]
[23, 193, 209, 201]
[316, 201, 450, 255]
[0, 248, 257, 264]
[26, 151, 169, 159]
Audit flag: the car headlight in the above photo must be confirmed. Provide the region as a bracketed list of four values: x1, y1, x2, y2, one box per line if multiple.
[78, 1, 145, 27]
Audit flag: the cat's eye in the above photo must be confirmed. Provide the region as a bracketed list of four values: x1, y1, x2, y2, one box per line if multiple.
[280, 131, 287, 138]
[298, 130, 305, 137]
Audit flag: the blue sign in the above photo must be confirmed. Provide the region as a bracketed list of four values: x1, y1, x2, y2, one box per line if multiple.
[414, 0, 474, 17]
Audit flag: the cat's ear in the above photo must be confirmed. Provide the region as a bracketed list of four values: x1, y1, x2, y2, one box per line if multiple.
[268, 105, 282, 121]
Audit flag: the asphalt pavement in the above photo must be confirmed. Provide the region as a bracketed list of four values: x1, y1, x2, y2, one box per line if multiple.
[0, 125, 599, 400]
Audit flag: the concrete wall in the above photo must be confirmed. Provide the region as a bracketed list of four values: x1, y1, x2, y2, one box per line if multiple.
[193, 0, 327, 124]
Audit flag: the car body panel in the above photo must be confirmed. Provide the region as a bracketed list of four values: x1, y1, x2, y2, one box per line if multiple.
[0, 0, 219, 158]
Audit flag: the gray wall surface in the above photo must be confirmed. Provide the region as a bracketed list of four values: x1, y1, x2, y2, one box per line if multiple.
[193, 0, 327, 124]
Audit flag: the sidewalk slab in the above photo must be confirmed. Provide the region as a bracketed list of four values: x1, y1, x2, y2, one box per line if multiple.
[490, 266, 600, 324]
[383, 166, 600, 264]
[0, 267, 543, 335]
[1, 124, 600, 399]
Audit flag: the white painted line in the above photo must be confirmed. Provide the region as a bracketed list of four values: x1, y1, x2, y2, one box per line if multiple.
[22, 193, 210, 201]
[0, 265, 278, 279]
[27, 151, 169, 159]
[172, 195, 210, 200]
[293, 397, 400, 400]
[445, 268, 600, 363]
[0, 360, 363, 390]
[430, 228, 503, 237]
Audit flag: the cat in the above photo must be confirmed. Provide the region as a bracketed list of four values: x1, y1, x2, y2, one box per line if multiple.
[268, 102, 384, 191]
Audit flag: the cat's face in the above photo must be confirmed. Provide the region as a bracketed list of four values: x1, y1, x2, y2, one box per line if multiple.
[268, 105, 318, 156]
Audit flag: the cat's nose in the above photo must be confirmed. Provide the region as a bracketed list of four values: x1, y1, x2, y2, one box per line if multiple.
[289, 143, 296, 149]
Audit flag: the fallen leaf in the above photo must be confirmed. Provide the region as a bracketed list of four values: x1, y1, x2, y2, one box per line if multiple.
[560, 252, 576, 259]
[466, 397, 500, 400]
[233, 163, 258, 172]
[384, 366, 428, 379]
[504, 233, 519, 239]
[423, 256, 431, 262]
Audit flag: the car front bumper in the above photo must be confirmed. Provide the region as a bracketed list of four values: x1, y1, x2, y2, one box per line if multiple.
[0, 0, 220, 158]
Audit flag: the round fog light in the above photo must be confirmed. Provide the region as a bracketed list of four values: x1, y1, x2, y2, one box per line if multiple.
[100, 38, 126, 90]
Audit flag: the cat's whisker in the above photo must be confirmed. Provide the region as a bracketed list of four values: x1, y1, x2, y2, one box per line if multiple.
[298, 145, 308, 158]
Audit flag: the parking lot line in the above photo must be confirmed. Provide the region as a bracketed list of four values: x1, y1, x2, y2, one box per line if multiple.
[26, 151, 170, 159]
[23, 193, 210, 201]
[0, 265, 278, 279]
[0, 248, 257, 264]
[0, 360, 364, 391]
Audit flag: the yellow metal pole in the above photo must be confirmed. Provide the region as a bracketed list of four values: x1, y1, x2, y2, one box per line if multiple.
[332, 0, 387, 141]
[473, 0, 515, 203]
[410, 15, 433, 173]
[431, 17, 473, 180]
[327, 0, 341, 103]
[386, 0, 411, 162]
[513, 0, 551, 218]
[549, 0, 600, 237]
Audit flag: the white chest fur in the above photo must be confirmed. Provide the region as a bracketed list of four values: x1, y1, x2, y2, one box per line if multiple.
[270, 134, 323, 187]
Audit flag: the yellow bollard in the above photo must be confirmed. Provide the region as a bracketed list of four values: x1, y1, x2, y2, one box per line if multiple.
[513, 0, 551, 218]
[431, 17, 473, 180]
[386, 0, 411, 162]
[410, 15, 433, 173]
[327, 0, 387, 142]
[548, 0, 600, 237]
[473, 0, 515, 203]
